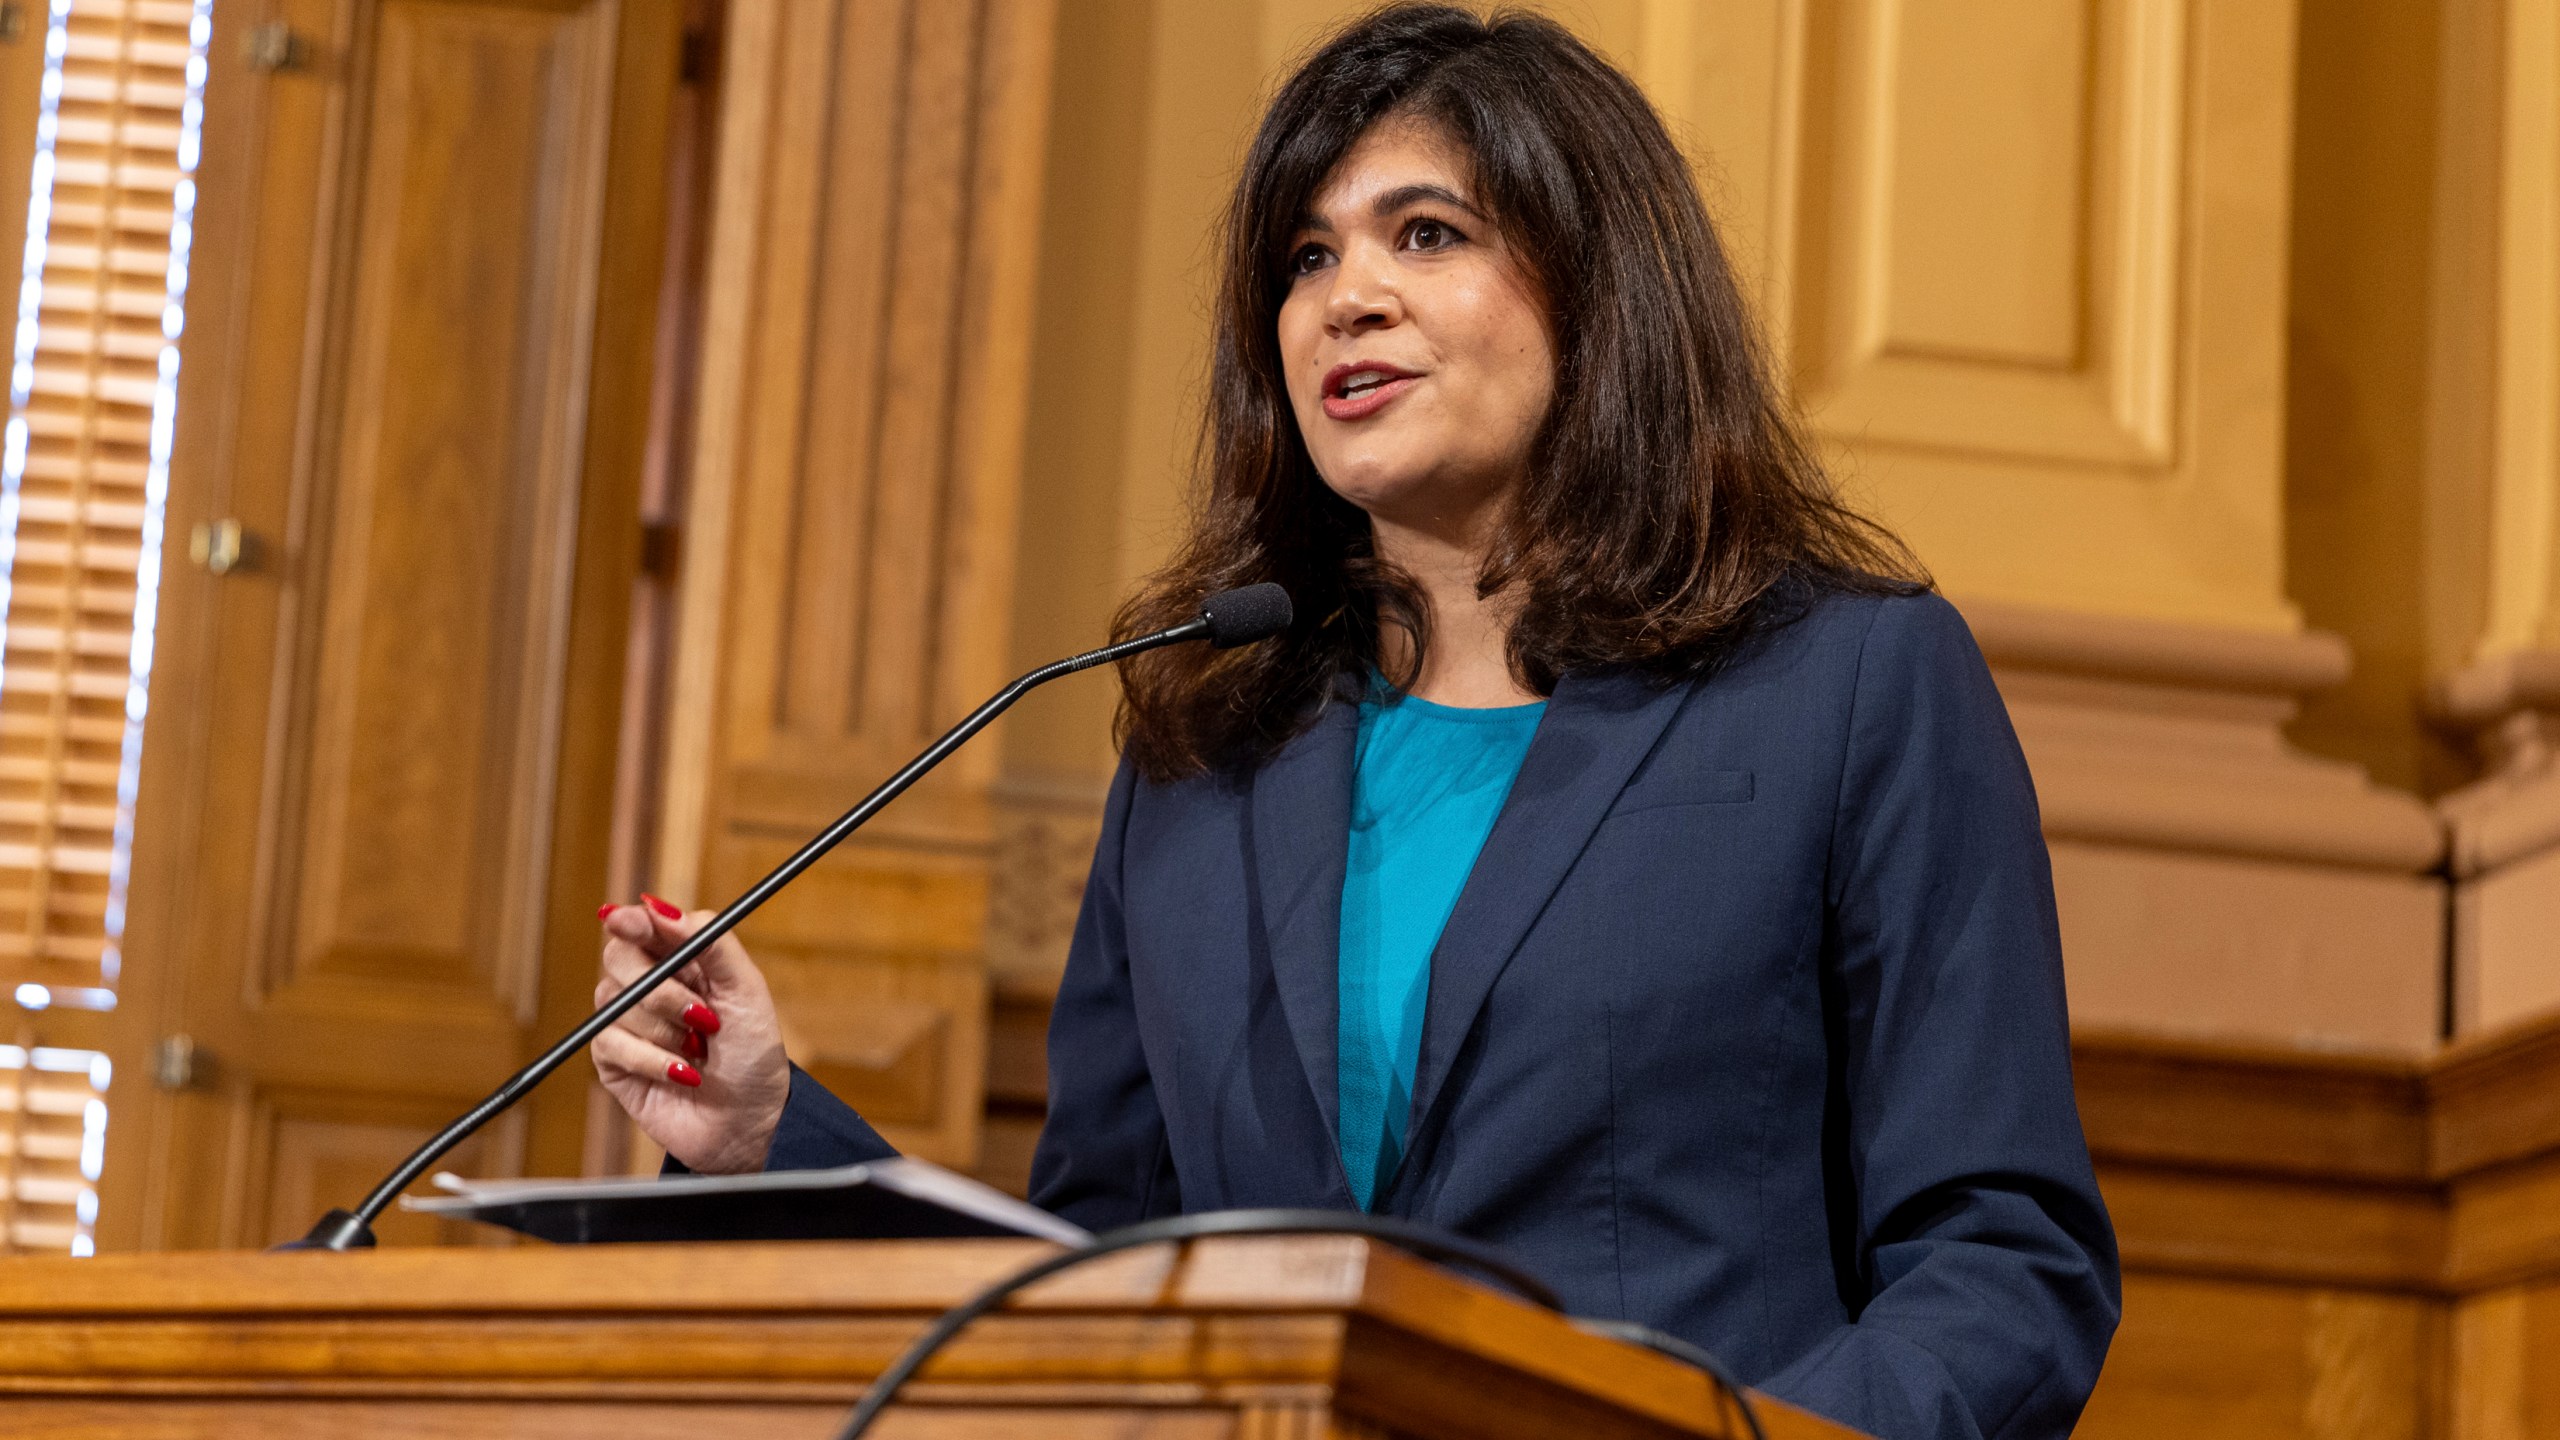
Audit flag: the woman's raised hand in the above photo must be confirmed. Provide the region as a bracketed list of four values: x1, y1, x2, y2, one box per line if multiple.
[590, 896, 793, 1175]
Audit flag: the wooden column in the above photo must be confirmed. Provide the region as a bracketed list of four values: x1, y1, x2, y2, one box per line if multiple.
[655, 0, 1057, 1168]
[2427, 0, 2560, 1038]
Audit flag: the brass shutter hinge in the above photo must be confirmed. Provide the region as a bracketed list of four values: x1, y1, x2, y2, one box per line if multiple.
[187, 519, 260, 575]
[154, 1034, 200, 1090]
[243, 21, 310, 72]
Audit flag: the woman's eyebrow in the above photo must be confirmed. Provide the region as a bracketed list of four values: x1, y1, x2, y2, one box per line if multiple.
[1293, 182, 1485, 236]
[1371, 183, 1483, 220]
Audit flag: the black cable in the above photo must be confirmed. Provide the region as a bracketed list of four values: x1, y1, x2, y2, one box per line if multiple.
[828, 1208, 1761, 1440]
[828, 1209, 1558, 1440]
[1572, 1317, 1769, 1440]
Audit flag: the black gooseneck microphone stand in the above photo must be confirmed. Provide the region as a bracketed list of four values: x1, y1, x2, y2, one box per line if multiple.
[283, 584, 1292, 1251]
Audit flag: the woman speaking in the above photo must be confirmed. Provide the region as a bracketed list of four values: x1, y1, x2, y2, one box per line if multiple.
[593, 7, 2120, 1436]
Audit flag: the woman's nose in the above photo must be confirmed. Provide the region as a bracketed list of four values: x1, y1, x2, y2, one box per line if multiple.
[1324, 253, 1403, 333]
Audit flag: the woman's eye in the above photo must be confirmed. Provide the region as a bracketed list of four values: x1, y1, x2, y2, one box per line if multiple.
[1406, 218, 1461, 251]
[1287, 244, 1332, 277]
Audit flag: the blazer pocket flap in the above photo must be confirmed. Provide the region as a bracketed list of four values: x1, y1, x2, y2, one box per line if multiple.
[1609, 767, 1755, 817]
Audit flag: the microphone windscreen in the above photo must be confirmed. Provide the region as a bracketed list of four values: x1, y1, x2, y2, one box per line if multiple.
[1199, 583, 1293, 648]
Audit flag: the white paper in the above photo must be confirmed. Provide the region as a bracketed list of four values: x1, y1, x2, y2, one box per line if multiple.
[403, 1156, 1091, 1245]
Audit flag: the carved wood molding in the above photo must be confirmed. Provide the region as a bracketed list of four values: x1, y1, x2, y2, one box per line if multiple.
[653, 0, 1060, 1166]
[1959, 597, 2443, 871]
[985, 772, 1109, 990]
[1952, 596, 2450, 1048]
[2430, 650, 2560, 877]
[2075, 1016, 2560, 1292]
[2426, 656, 2560, 1035]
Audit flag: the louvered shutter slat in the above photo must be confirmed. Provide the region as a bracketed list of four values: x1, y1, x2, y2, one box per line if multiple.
[0, 0, 211, 1255]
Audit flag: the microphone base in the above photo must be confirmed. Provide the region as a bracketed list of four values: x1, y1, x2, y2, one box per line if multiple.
[274, 1208, 378, 1252]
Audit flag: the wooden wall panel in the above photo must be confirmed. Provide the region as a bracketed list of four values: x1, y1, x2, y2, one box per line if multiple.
[2081, 1278, 2438, 1440]
[1652, 0, 2302, 632]
[2065, 1021, 2560, 1438]
[658, 0, 1056, 1167]
[247, 1090, 520, 1249]
[1644, 0, 2450, 1053]
[2426, 0, 2560, 1046]
[2449, 1283, 2560, 1440]
[277, 0, 610, 1016]
[1792, 0, 2183, 469]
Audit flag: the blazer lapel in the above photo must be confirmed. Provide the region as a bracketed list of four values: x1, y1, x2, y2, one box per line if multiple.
[1246, 696, 1360, 1168]
[1402, 670, 1692, 1142]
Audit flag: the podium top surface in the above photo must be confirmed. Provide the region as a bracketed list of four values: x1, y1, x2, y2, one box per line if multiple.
[1, 1238, 1865, 1440]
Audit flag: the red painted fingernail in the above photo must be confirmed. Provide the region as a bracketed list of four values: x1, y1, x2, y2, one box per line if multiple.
[681, 1002, 722, 1034]
[666, 1059, 701, 1088]
[681, 1029, 707, 1060]
[643, 893, 682, 921]
[596, 902, 616, 921]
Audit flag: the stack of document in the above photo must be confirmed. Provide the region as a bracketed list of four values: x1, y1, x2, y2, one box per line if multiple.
[402, 1157, 1091, 1246]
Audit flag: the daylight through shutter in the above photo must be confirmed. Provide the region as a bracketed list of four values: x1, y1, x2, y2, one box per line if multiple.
[0, 0, 212, 1254]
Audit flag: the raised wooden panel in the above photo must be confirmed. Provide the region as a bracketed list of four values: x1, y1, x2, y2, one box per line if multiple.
[1634, 0, 2300, 629]
[1793, 0, 2183, 467]
[247, 1089, 520, 1250]
[2449, 1283, 2560, 1440]
[1871, 0, 2087, 368]
[2079, 1277, 2437, 1440]
[277, 0, 617, 1011]
[768, 955, 961, 1131]
[719, 830, 993, 1158]
[144, 1082, 520, 1252]
[2081, 1278, 2316, 1440]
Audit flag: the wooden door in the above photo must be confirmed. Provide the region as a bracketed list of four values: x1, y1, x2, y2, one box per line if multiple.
[95, 0, 682, 1249]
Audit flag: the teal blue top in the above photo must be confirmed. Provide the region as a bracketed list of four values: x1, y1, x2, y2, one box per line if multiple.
[1337, 686, 1545, 1210]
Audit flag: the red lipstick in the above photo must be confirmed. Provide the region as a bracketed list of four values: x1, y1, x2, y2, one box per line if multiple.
[1321, 360, 1420, 420]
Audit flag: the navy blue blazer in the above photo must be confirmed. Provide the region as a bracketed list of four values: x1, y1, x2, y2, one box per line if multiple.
[768, 589, 2120, 1440]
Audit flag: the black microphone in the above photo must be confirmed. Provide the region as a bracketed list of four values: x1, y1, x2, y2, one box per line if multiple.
[283, 583, 1291, 1251]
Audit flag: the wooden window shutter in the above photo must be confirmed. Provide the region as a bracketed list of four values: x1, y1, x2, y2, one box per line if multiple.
[0, 0, 211, 1253]
[0, 1042, 108, 1250]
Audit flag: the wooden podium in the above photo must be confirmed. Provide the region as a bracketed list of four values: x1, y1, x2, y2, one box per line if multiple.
[0, 1236, 1862, 1439]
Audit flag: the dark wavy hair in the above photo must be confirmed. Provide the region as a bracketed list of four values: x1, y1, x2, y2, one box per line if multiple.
[1114, 3, 1922, 780]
